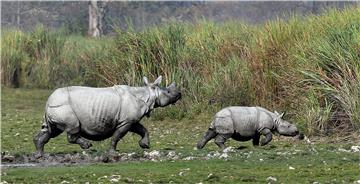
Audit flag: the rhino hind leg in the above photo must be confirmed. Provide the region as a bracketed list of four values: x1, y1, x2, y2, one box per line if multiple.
[197, 128, 217, 149]
[252, 134, 260, 146]
[33, 130, 51, 158]
[214, 133, 232, 149]
[34, 123, 63, 158]
[67, 133, 92, 149]
[129, 123, 150, 149]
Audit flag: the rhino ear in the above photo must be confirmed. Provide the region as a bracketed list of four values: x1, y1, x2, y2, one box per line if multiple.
[280, 112, 286, 118]
[153, 75, 162, 86]
[143, 76, 150, 86]
[274, 111, 279, 115]
[168, 82, 176, 89]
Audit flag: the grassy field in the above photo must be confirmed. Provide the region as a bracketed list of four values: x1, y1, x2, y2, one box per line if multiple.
[1, 88, 360, 183]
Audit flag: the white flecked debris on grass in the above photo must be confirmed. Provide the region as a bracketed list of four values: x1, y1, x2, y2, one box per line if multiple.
[97, 175, 108, 180]
[207, 173, 213, 178]
[109, 178, 119, 183]
[338, 146, 360, 153]
[351, 146, 360, 152]
[338, 148, 351, 152]
[219, 153, 229, 159]
[144, 150, 161, 161]
[266, 176, 277, 182]
[183, 156, 195, 161]
[223, 146, 235, 153]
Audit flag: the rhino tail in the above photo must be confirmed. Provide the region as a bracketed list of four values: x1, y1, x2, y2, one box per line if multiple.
[209, 118, 216, 130]
[40, 113, 63, 138]
[40, 114, 49, 132]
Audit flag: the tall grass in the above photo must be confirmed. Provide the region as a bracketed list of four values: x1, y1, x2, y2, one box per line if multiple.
[1, 7, 359, 135]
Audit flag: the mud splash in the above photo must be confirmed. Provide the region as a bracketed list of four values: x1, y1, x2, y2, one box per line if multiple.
[1, 150, 185, 168]
[1, 151, 144, 168]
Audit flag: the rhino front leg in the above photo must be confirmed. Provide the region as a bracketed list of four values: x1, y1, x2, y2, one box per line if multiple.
[214, 133, 232, 149]
[260, 128, 272, 146]
[67, 133, 93, 149]
[129, 122, 150, 149]
[109, 123, 133, 153]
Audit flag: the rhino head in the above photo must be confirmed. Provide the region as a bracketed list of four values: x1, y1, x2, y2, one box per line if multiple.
[273, 111, 299, 136]
[143, 76, 182, 108]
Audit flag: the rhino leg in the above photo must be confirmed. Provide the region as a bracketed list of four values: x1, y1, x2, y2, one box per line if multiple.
[33, 130, 51, 158]
[109, 123, 133, 153]
[67, 133, 92, 149]
[214, 133, 232, 149]
[252, 133, 260, 146]
[34, 122, 63, 158]
[197, 128, 217, 149]
[129, 123, 150, 149]
[260, 128, 272, 146]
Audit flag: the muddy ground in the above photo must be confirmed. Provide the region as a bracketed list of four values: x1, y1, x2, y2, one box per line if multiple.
[0, 148, 229, 168]
[2, 141, 360, 169]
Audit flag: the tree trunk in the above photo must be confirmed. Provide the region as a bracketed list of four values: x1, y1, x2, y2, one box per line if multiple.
[17, 1, 21, 28]
[88, 0, 107, 37]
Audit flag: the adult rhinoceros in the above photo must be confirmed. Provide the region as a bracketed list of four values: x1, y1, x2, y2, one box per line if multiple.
[34, 76, 181, 158]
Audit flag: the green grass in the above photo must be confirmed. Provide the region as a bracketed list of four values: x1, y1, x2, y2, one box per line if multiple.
[3, 154, 359, 184]
[1, 88, 360, 183]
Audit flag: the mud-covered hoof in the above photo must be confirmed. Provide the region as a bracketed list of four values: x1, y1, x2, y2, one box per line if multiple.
[196, 141, 205, 149]
[34, 152, 43, 159]
[108, 149, 118, 156]
[139, 139, 150, 149]
[298, 133, 305, 140]
[260, 139, 268, 146]
[80, 142, 93, 149]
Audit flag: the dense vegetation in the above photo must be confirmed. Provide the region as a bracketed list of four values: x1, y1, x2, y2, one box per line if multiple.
[2, 7, 360, 135]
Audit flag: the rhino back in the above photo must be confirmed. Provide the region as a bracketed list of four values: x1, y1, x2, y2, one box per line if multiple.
[68, 86, 121, 135]
[46, 87, 70, 108]
[223, 107, 273, 136]
[226, 107, 261, 137]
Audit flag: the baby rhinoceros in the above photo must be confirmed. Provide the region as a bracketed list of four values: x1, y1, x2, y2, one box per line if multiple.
[34, 76, 181, 158]
[197, 106, 300, 149]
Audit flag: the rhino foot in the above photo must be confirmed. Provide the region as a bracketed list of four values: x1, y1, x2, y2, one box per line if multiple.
[196, 140, 206, 149]
[80, 141, 93, 149]
[108, 148, 118, 156]
[139, 139, 150, 149]
[34, 151, 44, 159]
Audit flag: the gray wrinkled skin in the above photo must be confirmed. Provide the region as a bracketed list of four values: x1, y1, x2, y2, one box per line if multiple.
[34, 76, 181, 158]
[197, 106, 299, 149]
